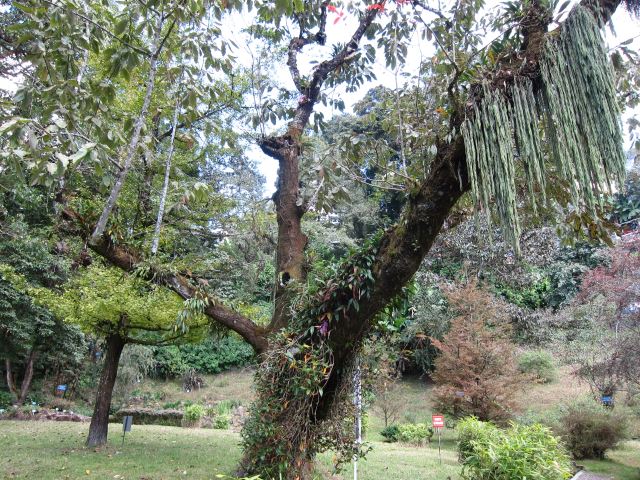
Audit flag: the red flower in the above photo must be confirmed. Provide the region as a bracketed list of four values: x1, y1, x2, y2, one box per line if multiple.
[367, 3, 385, 11]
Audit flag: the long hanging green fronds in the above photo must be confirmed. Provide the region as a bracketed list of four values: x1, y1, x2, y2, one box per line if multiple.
[461, 5, 626, 253]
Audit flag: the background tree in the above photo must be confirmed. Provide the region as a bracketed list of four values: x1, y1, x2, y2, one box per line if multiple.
[555, 237, 640, 401]
[38, 264, 209, 447]
[431, 283, 528, 423]
[0, 186, 85, 405]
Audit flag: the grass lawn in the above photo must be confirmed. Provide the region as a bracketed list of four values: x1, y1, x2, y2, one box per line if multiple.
[581, 441, 640, 480]
[3, 420, 638, 480]
[0, 421, 242, 480]
[3, 368, 639, 479]
[0, 420, 461, 480]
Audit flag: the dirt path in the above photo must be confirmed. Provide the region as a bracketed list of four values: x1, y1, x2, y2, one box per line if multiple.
[573, 472, 614, 480]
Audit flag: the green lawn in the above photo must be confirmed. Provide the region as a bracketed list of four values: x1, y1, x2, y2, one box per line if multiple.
[0, 421, 461, 480]
[0, 421, 242, 480]
[582, 441, 640, 480]
[3, 369, 639, 479]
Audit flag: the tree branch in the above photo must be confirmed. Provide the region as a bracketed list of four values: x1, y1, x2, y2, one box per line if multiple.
[60, 207, 269, 353]
[316, 0, 626, 408]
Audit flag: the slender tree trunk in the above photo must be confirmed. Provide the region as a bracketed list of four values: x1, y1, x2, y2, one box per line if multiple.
[86, 333, 125, 447]
[90, 16, 163, 243]
[17, 349, 37, 404]
[151, 80, 182, 255]
[5, 351, 37, 405]
[5, 358, 17, 402]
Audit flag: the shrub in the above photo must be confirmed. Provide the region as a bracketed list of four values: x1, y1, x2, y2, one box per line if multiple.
[112, 407, 183, 427]
[457, 417, 572, 479]
[213, 413, 231, 429]
[381, 424, 400, 442]
[555, 398, 628, 459]
[0, 390, 13, 409]
[154, 336, 255, 378]
[432, 284, 528, 423]
[457, 416, 500, 463]
[47, 397, 75, 411]
[183, 404, 205, 426]
[396, 423, 434, 446]
[153, 345, 188, 378]
[216, 399, 241, 415]
[518, 350, 557, 383]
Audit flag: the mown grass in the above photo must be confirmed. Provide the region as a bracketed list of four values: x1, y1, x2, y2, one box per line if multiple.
[581, 441, 640, 480]
[0, 421, 242, 480]
[3, 368, 639, 479]
[0, 420, 460, 480]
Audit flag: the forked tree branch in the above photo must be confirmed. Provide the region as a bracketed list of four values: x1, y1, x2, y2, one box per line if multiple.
[60, 207, 269, 353]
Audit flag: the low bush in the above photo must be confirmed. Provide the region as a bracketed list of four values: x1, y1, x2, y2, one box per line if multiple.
[518, 350, 557, 383]
[183, 404, 206, 426]
[457, 416, 500, 463]
[46, 397, 75, 411]
[216, 399, 241, 415]
[213, 414, 231, 429]
[381, 425, 400, 442]
[555, 398, 628, 459]
[0, 390, 13, 409]
[396, 423, 434, 446]
[457, 417, 572, 479]
[112, 407, 183, 427]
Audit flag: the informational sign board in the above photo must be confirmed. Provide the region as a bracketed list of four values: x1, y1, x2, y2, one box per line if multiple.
[432, 414, 445, 430]
[122, 416, 133, 446]
[123, 416, 133, 432]
[432, 414, 445, 464]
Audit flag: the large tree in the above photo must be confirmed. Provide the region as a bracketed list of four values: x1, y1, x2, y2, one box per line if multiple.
[1, 0, 637, 476]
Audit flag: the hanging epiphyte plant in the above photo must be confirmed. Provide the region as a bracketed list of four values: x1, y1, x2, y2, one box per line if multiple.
[539, 5, 625, 211]
[461, 5, 627, 253]
[462, 84, 521, 252]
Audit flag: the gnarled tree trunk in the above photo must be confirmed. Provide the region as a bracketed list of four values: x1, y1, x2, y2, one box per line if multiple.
[86, 333, 125, 447]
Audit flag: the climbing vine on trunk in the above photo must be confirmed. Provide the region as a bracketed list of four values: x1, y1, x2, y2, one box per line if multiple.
[240, 238, 382, 479]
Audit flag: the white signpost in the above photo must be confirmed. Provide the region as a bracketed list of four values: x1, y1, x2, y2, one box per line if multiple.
[353, 359, 362, 480]
[432, 414, 445, 464]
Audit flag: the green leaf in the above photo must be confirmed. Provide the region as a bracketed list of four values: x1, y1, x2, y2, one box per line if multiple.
[114, 18, 129, 36]
[0, 118, 24, 135]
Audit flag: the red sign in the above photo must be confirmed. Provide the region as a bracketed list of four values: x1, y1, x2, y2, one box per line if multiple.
[432, 414, 445, 429]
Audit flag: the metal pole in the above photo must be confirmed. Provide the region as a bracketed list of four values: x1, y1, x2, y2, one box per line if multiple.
[353, 358, 362, 480]
[438, 429, 442, 464]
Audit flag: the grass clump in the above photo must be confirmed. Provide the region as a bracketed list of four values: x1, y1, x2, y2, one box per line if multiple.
[555, 398, 628, 459]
